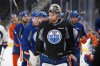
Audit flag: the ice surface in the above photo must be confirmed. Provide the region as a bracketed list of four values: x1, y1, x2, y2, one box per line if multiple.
[0, 38, 90, 66]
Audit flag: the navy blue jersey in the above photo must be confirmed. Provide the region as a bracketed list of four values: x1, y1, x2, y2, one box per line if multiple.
[21, 23, 37, 52]
[14, 23, 25, 45]
[73, 22, 86, 47]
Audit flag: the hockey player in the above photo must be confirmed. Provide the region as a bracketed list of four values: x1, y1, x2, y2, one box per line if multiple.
[69, 11, 87, 66]
[40, 11, 48, 22]
[0, 25, 8, 55]
[12, 11, 29, 66]
[35, 4, 77, 66]
[9, 14, 18, 40]
[21, 11, 41, 66]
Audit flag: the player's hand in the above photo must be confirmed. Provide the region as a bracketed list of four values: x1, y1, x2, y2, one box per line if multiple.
[68, 54, 77, 62]
[23, 51, 30, 61]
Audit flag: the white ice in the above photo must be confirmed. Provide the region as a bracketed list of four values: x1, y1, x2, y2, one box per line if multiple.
[0, 38, 90, 66]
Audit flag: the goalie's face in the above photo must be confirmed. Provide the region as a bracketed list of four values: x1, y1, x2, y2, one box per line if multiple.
[49, 12, 59, 24]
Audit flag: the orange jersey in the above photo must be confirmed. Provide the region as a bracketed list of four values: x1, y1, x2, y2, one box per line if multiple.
[9, 23, 16, 40]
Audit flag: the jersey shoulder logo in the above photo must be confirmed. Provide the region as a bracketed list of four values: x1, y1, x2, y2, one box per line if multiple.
[47, 29, 62, 44]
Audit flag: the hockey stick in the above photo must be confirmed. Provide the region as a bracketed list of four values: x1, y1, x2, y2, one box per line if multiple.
[13, 0, 20, 13]
[0, 48, 5, 66]
[65, 12, 69, 19]
[14, 30, 32, 66]
[65, 11, 73, 66]
[65, 11, 70, 21]
[24, 58, 32, 66]
[14, 30, 23, 61]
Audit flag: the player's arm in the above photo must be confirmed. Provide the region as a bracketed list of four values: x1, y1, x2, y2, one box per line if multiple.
[13, 24, 22, 47]
[21, 27, 30, 61]
[34, 23, 44, 56]
[9, 24, 15, 40]
[21, 27, 30, 52]
[66, 22, 74, 55]
[66, 22, 77, 62]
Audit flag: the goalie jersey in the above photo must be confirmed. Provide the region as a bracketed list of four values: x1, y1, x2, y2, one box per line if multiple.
[35, 19, 74, 59]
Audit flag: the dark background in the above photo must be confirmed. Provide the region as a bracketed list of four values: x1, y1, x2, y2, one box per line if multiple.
[0, 0, 100, 22]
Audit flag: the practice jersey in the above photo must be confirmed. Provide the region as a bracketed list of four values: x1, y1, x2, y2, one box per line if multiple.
[21, 23, 37, 52]
[9, 23, 16, 40]
[72, 22, 86, 48]
[35, 19, 74, 59]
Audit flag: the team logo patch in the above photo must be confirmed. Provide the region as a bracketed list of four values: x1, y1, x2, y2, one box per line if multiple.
[47, 29, 62, 44]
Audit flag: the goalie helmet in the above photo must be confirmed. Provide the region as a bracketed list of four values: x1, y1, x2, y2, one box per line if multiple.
[49, 4, 61, 16]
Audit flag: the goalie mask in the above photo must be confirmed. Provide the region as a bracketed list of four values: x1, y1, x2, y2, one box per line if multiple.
[49, 4, 61, 16]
